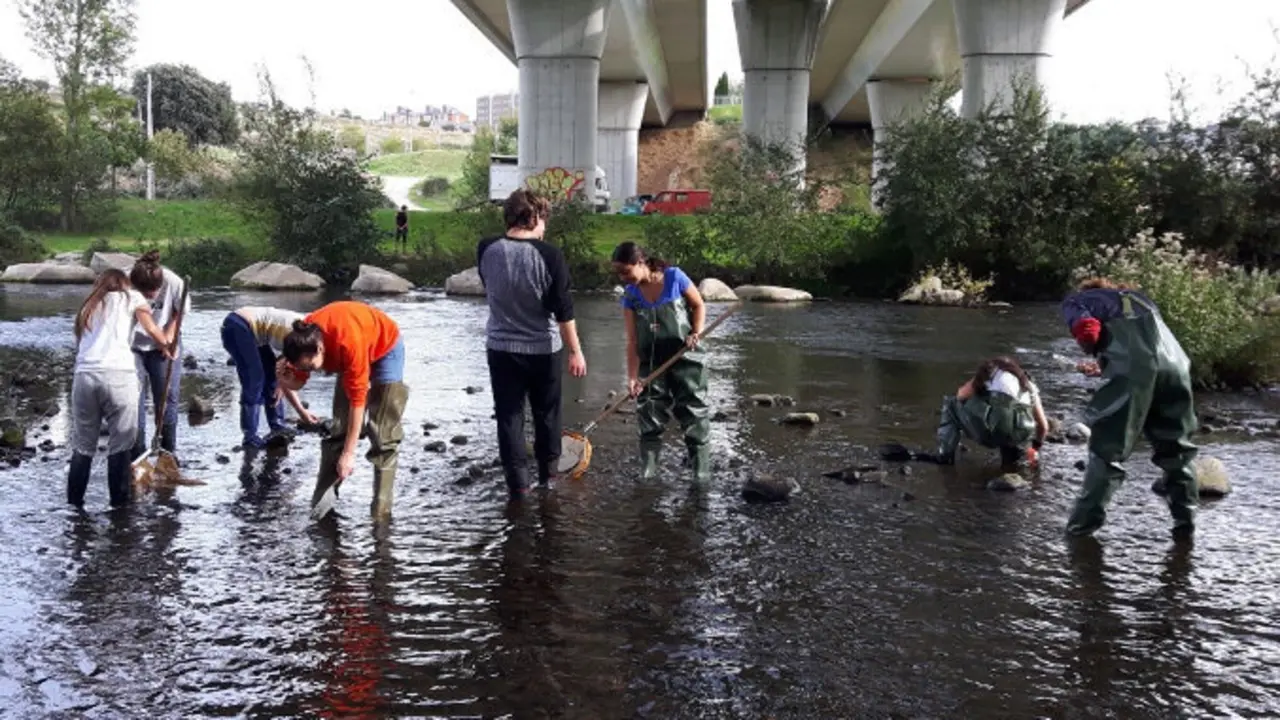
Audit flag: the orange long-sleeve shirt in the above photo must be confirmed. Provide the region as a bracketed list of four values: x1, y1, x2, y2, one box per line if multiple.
[304, 301, 400, 408]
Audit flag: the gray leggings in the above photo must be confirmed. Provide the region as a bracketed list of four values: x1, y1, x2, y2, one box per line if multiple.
[71, 369, 139, 457]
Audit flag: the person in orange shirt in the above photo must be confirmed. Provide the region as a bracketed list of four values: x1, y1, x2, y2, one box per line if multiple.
[276, 301, 408, 519]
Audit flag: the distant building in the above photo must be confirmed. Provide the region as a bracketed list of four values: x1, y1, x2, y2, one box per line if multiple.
[476, 91, 518, 129]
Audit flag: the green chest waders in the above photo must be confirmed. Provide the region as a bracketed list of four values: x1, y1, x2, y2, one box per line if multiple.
[1066, 293, 1199, 537]
[634, 296, 711, 483]
[936, 391, 1035, 465]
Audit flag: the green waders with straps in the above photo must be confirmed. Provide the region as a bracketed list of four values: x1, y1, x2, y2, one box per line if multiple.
[1067, 292, 1198, 537]
[634, 295, 711, 483]
[936, 391, 1037, 467]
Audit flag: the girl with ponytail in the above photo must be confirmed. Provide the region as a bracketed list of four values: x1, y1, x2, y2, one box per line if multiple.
[276, 301, 407, 519]
[127, 250, 190, 459]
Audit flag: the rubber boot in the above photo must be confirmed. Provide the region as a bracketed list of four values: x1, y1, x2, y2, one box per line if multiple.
[507, 465, 532, 500]
[935, 396, 962, 465]
[240, 403, 266, 449]
[159, 421, 177, 454]
[1066, 453, 1126, 536]
[689, 444, 711, 486]
[107, 450, 133, 507]
[367, 381, 408, 518]
[640, 439, 662, 480]
[67, 452, 92, 506]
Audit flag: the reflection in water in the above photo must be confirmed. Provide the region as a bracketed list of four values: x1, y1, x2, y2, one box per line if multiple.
[0, 284, 1279, 716]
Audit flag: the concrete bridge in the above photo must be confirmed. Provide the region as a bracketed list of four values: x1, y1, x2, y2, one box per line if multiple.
[450, 0, 1094, 201]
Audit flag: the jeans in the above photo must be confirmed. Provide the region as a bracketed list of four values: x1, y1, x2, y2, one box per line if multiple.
[220, 313, 280, 407]
[133, 346, 181, 457]
[487, 348, 563, 491]
[371, 337, 406, 384]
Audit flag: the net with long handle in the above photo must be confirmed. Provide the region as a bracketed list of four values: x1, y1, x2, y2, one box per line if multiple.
[558, 303, 741, 480]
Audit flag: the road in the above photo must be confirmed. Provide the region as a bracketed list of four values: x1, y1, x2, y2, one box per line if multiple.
[379, 175, 424, 211]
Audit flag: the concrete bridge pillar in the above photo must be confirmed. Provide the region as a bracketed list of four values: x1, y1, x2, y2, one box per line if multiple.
[733, 0, 825, 174]
[953, 0, 1067, 118]
[867, 79, 935, 208]
[508, 0, 612, 200]
[597, 81, 648, 208]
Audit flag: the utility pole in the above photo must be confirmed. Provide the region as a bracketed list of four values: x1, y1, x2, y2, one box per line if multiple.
[145, 71, 155, 201]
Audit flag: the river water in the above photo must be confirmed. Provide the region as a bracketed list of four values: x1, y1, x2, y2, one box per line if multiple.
[1, 285, 1278, 719]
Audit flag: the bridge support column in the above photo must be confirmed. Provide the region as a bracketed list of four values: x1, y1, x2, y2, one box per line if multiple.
[509, 0, 612, 200]
[867, 79, 935, 208]
[597, 82, 648, 208]
[953, 0, 1067, 118]
[733, 0, 825, 175]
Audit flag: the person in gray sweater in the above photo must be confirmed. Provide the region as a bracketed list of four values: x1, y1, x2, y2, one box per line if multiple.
[478, 189, 587, 499]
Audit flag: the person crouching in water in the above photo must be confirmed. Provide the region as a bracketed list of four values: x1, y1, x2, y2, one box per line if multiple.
[276, 301, 407, 518]
[1062, 278, 1198, 538]
[936, 356, 1049, 470]
[128, 250, 189, 460]
[69, 269, 174, 507]
[220, 306, 320, 448]
[611, 242, 711, 483]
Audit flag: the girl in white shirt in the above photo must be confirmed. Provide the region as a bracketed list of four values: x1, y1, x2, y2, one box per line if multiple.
[936, 356, 1050, 470]
[69, 269, 173, 507]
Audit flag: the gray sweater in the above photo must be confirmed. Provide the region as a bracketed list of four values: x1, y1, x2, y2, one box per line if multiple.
[477, 236, 575, 355]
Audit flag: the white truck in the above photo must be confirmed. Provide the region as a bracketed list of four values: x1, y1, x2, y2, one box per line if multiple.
[489, 155, 611, 212]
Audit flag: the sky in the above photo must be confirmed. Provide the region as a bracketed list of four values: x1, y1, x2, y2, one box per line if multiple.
[0, 0, 1277, 125]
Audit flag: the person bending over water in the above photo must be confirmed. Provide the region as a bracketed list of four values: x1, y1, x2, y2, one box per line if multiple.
[1061, 277, 1198, 538]
[935, 356, 1049, 471]
[69, 269, 174, 507]
[276, 301, 407, 518]
[612, 242, 711, 484]
[128, 251, 190, 461]
[220, 306, 319, 448]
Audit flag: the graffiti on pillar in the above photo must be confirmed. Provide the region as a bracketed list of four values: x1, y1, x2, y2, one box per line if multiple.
[524, 167, 586, 203]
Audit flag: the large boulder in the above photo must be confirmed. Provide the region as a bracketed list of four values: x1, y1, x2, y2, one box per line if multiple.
[48, 252, 86, 266]
[229, 261, 325, 290]
[89, 252, 136, 275]
[351, 264, 414, 294]
[1, 263, 96, 284]
[698, 278, 738, 302]
[733, 284, 812, 303]
[445, 267, 485, 297]
[898, 276, 967, 306]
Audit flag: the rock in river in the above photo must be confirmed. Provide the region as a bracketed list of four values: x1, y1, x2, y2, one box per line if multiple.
[741, 472, 800, 503]
[1065, 423, 1091, 444]
[697, 278, 738, 302]
[733, 285, 812, 303]
[230, 261, 325, 290]
[1, 263, 96, 284]
[779, 412, 820, 427]
[445, 267, 485, 297]
[1153, 456, 1231, 498]
[89, 251, 137, 275]
[351, 264, 414, 294]
[988, 473, 1031, 492]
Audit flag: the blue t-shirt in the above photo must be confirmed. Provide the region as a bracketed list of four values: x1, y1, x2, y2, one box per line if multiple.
[621, 267, 693, 311]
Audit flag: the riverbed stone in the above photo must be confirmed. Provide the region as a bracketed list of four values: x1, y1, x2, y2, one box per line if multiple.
[445, 267, 485, 296]
[1065, 423, 1091, 444]
[779, 412, 820, 427]
[698, 278, 738, 302]
[1194, 456, 1231, 497]
[426, 440, 448, 453]
[230, 261, 325, 290]
[89, 252, 136, 275]
[1, 419, 24, 449]
[733, 284, 812, 303]
[741, 472, 800, 503]
[351, 264, 414, 294]
[897, 276, 969, 306]
[988, 473, 1031, 492]
[1, 263, 96, 284]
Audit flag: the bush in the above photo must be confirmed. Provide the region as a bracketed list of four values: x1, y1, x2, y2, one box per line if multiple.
[419, 176, 450, 197]
[0, 215, 44, 267]
[229, 69, 384, 284]
[1076, 228, 1280, 387]
[545, 199, 608, 287]
[139, 237, 257, 288]
[380, 136, 404, 155]
[80, 237, 114, 266]
[337, 126, 366, 155]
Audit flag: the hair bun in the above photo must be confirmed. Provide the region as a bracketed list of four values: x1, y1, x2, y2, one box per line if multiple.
[139, 250, 161, 264]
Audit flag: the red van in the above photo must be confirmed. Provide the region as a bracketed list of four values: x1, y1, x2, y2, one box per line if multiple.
[642, 189, 712, 216]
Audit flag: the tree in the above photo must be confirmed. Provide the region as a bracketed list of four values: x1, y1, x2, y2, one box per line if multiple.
[20, 0, 138, 230]
[714, 71, 730, 99]
[230, 68, 384, 283]
[148, 128, 206, 184]
[496, 116, 517, 154]
[456, 127, 497, 208]
[131, 63, 239, 146]
[0, 59, 63, 224]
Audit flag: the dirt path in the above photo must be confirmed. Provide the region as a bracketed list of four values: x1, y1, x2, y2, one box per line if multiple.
[379, 175, 424, 211]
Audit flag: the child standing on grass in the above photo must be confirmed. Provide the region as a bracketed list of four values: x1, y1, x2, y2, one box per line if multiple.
[68, 269, 173, 508]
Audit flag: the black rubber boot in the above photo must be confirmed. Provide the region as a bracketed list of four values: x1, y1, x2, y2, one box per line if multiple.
[159, 422, 177, 454]
[67, 452, 92, 506]
[107, 451, 133, 507]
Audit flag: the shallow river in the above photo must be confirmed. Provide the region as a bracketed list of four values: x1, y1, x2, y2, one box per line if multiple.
[1, 285, 1279, 719]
